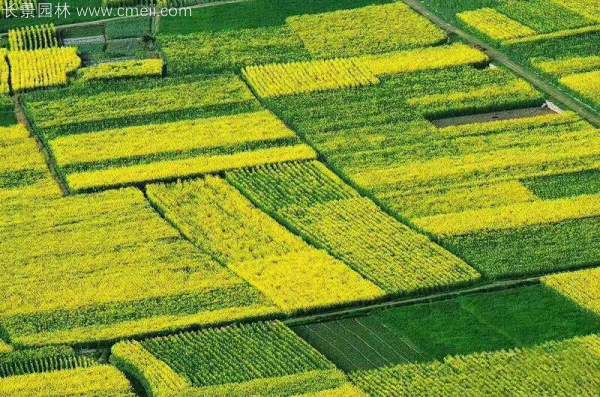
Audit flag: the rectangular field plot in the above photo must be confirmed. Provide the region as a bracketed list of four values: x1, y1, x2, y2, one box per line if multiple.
[291, 284, 600, 371]
[146, 176, 384, 314]
[0, 188, 278, 346]
[226, 161, 479, 295]
[0, 346, 134, 396]
[350, 334, 600, 397]
[112, 321, 365, 397]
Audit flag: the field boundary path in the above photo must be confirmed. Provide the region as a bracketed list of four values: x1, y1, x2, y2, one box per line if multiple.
[404, 0, 600, 127]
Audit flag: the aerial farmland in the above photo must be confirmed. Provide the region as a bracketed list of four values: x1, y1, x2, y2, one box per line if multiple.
[0, 0, 599, 395]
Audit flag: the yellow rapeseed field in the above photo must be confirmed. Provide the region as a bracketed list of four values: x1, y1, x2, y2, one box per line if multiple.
[458, 8, 536, 40]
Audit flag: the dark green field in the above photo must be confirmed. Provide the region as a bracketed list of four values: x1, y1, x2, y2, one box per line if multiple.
[292, 284, 600, 371]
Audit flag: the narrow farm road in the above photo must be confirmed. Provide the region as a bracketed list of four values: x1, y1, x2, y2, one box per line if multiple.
[403, 0, 600, 127]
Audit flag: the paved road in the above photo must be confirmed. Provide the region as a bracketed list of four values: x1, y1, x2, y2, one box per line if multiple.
[403, 0, 600, 127]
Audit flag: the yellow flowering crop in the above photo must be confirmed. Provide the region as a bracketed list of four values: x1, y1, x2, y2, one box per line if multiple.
[549, 0, 600, 23]
[286, 2, 446, 58]
[0, 187, 278, 345]
[436, 111, 580, 137]
[111, 341, 189, 397]
[8, 24, 58, 51]
[458, 8, 536, 40]
[504, 24, 600, 45]
[351, 334, 600, 396]
[415, 194, 600, 236]
[28, 75, 256, 131]
[112, 321, 351, 396]
[407, 80, 538, 109]
[0, 341, 12, 354]
[78, 58, 164, 81]
[283, 197, 480, 293]
[232, 249, 385, 314]
[386, 181, 539, 219]
[146, 176, 307, 264]
[0, 366, 135, 396]
[227, 161, 480, 294]
[542, 267, 600, 316]
[147, 176, 384, 314]
[0, 124, 61, 200]
[357, 44, 489, 77]
[560, 71, 600, 105]
[305, 385, 367, 397]
[66, 144, 317, 192]
[243, 58, 379, 98]
[51, 110, 296, 166]
[533, 55, 600, 76]
[0, 49, 9, 94]
[9, 47, 81, 92]
[243, 45, 489, 98]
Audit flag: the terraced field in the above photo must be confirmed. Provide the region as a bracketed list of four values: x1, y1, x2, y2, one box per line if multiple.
[0, 0, 598, 395]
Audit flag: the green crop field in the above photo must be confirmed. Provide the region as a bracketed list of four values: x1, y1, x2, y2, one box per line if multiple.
[0, 0, 598, 395]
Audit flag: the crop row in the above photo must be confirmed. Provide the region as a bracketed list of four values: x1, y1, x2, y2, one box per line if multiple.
[494, 0, 594, 33]
[353, 132, 599, 193]
[159, 25, 311, 75]
[560, 71, 600, 106]
[8, 24, 58, 51]
[350, 334, 600, 396]
[550, 0, 600, 23]
[146, 176, 384, 313]
[0, 346, 95, 378]
[227, 161, 479, 294]
[456, 3, 600, 45]
[531, 55, 600, 107]
[8, 47, 80, 92]
[111, 321, 360, 396]
[78, 58, 164, 82]
[533, 55, 600, 76]
[243, 58, 379, 98]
